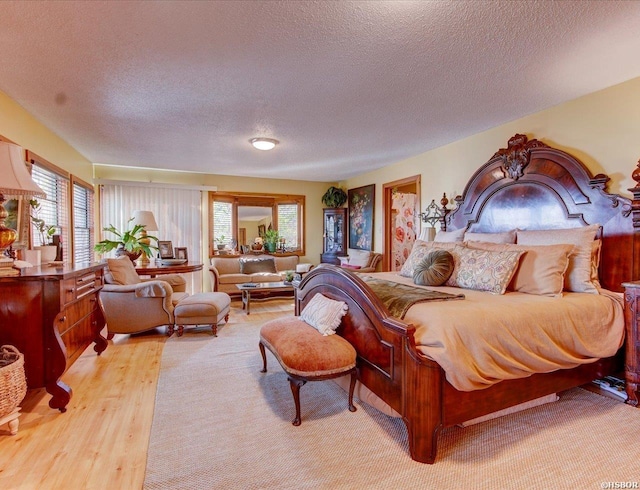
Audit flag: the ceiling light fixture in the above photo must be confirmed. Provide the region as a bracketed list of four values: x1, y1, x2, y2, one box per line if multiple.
[250, 137, 279, 151]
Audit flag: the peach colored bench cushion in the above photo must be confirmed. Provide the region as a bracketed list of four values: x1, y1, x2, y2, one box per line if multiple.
[259, 316, 356, 378]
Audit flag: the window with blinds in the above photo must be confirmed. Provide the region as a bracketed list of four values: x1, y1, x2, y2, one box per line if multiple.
[213, 201, 233, 247]
[30, 163, 70, 261]
[277, 203, 299, 248]
[73, 180, 94, 264]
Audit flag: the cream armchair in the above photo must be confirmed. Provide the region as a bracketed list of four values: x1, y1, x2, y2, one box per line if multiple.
[338, 249, 382, 273]
[99, 257, 188, 336]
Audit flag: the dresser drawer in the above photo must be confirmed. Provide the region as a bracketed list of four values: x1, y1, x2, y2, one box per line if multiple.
[59, 294, 98, 336]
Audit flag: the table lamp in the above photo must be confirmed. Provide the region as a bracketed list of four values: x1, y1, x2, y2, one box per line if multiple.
[0, 141, 46, 266]
[131, 210, 159, 266]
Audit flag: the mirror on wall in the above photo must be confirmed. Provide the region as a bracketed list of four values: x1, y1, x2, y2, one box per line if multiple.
[238, 206, 272, 246]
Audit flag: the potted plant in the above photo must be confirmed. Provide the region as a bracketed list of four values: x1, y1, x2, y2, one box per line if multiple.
[94, 218, 158, 261]
[322, 186, 347, 208]
[263, 229, 279, 253]
[29, 199, 58, 263]
[214, 235, 226, 251]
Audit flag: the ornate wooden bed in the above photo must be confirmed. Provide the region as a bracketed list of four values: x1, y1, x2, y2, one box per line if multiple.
[295, 134, 640, 464]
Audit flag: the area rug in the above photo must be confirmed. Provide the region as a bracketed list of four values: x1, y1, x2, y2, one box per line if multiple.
[144, 318, 640, 489]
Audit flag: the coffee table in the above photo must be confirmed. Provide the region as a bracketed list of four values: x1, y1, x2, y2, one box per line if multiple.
[236, 281, 295, 315]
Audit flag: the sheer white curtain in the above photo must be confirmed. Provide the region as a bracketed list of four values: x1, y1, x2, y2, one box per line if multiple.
[99, 183, 203, 293]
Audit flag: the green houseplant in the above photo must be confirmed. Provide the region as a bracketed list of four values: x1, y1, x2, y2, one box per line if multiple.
[263, 229, 279, 253]
[322, 186, 347, 208]
[29, 199, 56, 245]
[94, 218, 158, 261]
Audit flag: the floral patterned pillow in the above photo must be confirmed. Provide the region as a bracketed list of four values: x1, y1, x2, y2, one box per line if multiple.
[445, 246, 524, 294]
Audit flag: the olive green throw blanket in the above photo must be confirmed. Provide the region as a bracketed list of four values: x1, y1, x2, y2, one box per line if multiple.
[361, 276, 464, 319]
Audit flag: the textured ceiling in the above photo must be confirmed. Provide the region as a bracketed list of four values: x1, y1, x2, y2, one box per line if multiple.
[1, 1, 640, 182]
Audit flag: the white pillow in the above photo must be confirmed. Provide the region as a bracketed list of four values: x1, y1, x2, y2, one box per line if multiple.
[300, 293, 348, 336]
[464, 230, 516, 244]
[434, 228, 465, 243]
[347, 249, 372, 268]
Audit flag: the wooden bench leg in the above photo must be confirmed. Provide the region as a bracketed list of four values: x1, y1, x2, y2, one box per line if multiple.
[212, 323, 218, 337]
[348, 369, 357, 413]
[288, 377, 307, 426]
[259, 341, 268, 373]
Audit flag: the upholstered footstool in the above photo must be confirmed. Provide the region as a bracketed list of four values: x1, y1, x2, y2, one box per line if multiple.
[259, 316, 357, 426]
[171, 292, 231, 337]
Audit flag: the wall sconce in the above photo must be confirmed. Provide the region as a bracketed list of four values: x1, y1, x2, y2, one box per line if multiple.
[418, 193, 450, 241]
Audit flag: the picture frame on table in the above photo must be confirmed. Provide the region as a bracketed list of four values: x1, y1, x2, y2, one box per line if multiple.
[158, 241, 174, 259]
[348, 184, 375, 251]
[174, 247, 188, 261]
[5, 198, 29, 251]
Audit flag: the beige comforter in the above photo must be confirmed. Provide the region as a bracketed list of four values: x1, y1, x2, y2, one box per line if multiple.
[368, 272, 625, 391]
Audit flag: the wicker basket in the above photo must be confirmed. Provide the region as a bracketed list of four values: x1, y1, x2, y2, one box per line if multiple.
[0, 345, 27, 419]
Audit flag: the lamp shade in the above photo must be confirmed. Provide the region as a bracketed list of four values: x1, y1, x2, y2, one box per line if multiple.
[0, 141, 45, 198]
[131, 210, 159, 231]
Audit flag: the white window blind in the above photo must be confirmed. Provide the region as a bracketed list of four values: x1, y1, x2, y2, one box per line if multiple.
[277, 203, 299, 249]
[99, 183, 203, 293]
[31, 164, 70, 261]
[212, 201, 233, 247]
[73, 181, 94, 264]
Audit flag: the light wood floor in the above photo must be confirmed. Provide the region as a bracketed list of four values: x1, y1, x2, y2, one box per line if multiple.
[0, 298, 293, 490]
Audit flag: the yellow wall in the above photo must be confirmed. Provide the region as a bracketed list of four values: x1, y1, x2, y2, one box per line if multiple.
[0, 90, 93, 181]
[340, 76, 640, 254]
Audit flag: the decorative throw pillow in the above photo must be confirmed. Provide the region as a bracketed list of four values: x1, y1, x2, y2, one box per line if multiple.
[107, 257, 141, 285]
[399, 240, 458, 278]
[464, 230, 516, 244]
[300, 293, 348, 336]
[434, 227, 466, 243]
[341, 264, 361, 270]
[465, 241, 573, 297]
[347, 249, 372, 268]
[445, 246, 524, 295]
[239, 257, 277, 274]
[413, 250, 454, 286]
[516, 224, 600, 294]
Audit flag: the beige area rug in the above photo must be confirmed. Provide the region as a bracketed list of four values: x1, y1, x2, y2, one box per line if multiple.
[144, 318, 640, 490]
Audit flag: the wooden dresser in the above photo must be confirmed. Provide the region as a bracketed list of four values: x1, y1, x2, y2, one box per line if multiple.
[0, 263, 107, 412]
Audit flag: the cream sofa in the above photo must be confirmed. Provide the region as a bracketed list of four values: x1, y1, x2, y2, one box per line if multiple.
[209, 254, 300, 296]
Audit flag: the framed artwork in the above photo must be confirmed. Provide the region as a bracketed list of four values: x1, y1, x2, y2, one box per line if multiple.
[158, 241, 174, 259]
[5, 198, 30, 251]
[258, 224, 266, 237]
[174, 247, 188, 261]
[348, 184, 375, 251]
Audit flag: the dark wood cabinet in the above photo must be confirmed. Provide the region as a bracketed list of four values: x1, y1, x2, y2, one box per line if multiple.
[623, 281, 640, 407]
[320, 208, 347, 265]
[0, 263, 107, 412]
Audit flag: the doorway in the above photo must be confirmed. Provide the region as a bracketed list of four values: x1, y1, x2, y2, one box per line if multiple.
[383, 175, 421, 272]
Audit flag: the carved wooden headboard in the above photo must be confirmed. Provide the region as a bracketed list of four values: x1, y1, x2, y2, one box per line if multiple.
[443, 134, 640, 292]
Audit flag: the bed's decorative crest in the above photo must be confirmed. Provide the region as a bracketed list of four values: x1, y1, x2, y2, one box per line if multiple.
[494, 134, 548, 180]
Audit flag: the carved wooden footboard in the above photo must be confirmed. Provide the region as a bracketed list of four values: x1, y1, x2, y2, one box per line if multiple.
[295, 135, 640, 464]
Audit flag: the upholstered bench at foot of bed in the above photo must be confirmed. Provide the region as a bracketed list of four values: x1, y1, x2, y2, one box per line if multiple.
[171, 292, 231, 337]
[259, 316, 357, 426]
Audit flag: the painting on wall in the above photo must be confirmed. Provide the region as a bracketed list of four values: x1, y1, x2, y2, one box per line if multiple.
[4, 198, 30, 251]
[348, 184, 375, 251]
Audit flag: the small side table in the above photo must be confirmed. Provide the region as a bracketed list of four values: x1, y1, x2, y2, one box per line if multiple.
[622, 281, 640, 406]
